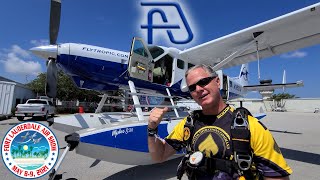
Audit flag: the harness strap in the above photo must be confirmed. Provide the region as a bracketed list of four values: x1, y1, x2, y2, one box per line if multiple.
[231, 107, 253, 172]
[231, 127, 250, 153]
[231, 107, 251, 153]
[183, 113, 195, 152]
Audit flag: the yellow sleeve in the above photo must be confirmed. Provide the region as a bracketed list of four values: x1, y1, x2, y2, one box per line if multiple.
[164, 117, 187, 151]
[166, 117, 187, 141]
[249, 116, 292, 177]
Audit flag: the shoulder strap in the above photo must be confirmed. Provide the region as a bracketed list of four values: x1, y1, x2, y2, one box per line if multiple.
[231, 107, 252, 171]
[183, 112, 195, 152]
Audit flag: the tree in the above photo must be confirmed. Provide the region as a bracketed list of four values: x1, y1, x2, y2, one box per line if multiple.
[29, 146, 33, 158]
[26, 73, 46, 96]
[270, 93, 296, 101]
[26, 71, 101, 101]
[18, 145, 22, 158]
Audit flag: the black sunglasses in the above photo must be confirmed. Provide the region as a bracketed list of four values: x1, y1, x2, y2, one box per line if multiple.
[188, 76, 217, 92]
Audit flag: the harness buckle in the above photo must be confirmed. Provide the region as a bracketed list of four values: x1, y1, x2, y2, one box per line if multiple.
[235, 153, 252, 171]
[232, 111, 249, 128]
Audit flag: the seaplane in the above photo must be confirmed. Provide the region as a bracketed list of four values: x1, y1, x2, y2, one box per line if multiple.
[29, 1, 320, 179]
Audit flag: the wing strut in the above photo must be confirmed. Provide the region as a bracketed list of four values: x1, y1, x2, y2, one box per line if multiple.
[212, 32, 264, 71]
[128, 80, 145, 121]
[256, 40, 261, 80]
[166, 88, 180, 118]
[95, 94, 108, 113]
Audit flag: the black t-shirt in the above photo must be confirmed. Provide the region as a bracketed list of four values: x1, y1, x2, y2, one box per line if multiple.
[165, 106, 292, 179]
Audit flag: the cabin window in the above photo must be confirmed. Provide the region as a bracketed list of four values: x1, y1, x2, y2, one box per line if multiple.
[153, 55, 173, 86]
[133, 40, 148, 58]
[177, 59, 185, 69]
[148, 46, 164, 59]
[188, 63, 195, 69]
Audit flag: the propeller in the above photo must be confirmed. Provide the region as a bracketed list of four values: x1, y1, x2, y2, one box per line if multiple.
[49, 0, 61, 45]
[46, 0, 61, 98]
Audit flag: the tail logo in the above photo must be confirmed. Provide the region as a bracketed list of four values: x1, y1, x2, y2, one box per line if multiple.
[240, 67, 248, 81]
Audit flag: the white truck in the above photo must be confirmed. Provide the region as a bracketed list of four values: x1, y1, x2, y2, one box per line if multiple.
[15, 99, 55, 121]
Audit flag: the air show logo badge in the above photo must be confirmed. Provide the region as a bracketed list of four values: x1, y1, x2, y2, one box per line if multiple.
[1, 122, 59, 179]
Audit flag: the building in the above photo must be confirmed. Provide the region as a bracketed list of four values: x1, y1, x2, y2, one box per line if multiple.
[0, 76, 35, 118]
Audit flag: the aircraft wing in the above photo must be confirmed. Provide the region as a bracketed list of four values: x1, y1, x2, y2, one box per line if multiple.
[243, 81, 304, 92]
[179, 3, 320, 70]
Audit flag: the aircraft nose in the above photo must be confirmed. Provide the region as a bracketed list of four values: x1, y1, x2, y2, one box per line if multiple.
[30, 45, 58, 60]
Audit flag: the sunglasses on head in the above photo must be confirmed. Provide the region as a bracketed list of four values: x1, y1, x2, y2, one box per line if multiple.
[188, 76, 217, 92]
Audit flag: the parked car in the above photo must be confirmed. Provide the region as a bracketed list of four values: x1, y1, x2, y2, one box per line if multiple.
[15, 99, 55, 121]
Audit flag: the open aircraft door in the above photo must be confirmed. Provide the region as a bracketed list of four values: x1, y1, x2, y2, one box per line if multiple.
[128, 37, 154, 82]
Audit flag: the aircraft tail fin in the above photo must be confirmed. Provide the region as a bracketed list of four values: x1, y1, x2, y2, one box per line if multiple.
[238, 64, 249, 86]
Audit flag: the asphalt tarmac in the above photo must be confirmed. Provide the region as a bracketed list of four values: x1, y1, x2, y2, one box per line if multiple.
[1, 112, 319, 180]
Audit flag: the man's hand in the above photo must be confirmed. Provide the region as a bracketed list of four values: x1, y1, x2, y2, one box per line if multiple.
[148, 107, 169, 129]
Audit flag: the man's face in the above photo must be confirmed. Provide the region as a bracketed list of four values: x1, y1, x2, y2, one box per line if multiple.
[186, 67, 220, 109]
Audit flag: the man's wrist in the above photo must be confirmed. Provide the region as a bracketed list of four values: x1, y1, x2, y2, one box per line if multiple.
[147, 126, 158, 137]
[148, 121, 157, 129]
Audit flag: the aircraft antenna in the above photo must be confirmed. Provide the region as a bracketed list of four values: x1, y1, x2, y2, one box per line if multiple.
[255, 41, 261, 80]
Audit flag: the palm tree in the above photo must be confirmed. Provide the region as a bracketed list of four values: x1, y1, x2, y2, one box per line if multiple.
[44, 149, 49, 159]
[18, 145, 22, 158]
[270, 93, 295, 101]
[29, 146, 33, 158]
[11, 149, 15, 158]
[41, 151, 46, 158]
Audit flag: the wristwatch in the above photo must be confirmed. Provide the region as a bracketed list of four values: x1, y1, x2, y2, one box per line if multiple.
[147, 126, 158, 137]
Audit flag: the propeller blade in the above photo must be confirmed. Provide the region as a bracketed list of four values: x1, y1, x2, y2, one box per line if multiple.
[49, 0, 61, 45]
[46, 58, 58, 98]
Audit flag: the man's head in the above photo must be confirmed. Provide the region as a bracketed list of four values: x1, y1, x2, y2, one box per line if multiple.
[185, 64, 222, 112]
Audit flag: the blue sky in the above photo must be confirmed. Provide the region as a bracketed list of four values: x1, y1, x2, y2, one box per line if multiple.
[0, 0, 319, 98]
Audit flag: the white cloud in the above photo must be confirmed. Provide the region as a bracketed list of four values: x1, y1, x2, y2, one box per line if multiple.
[11, 45, 30, 58]
[0, 45, 42, 76]
[280, 51, 307, 58]
[30, 39, 49, 46]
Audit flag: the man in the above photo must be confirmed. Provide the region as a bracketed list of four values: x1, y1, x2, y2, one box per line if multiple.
[148, 64, 292, 180]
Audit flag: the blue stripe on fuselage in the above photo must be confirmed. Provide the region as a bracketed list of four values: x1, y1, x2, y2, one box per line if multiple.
[71, 76, 119, 91]
[80, 123, 169, 152]
[58, 54, 127, 83]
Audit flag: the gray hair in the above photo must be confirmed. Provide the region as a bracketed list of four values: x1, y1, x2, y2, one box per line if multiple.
[185, 64, 218, 78]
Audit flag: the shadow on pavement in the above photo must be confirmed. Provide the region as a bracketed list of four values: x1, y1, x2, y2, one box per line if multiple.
[104, 158, 181, 180]
[281, 147, 320, 165]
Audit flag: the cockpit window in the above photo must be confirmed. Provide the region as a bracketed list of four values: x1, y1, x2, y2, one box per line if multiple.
[148, 46, 165, 59]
